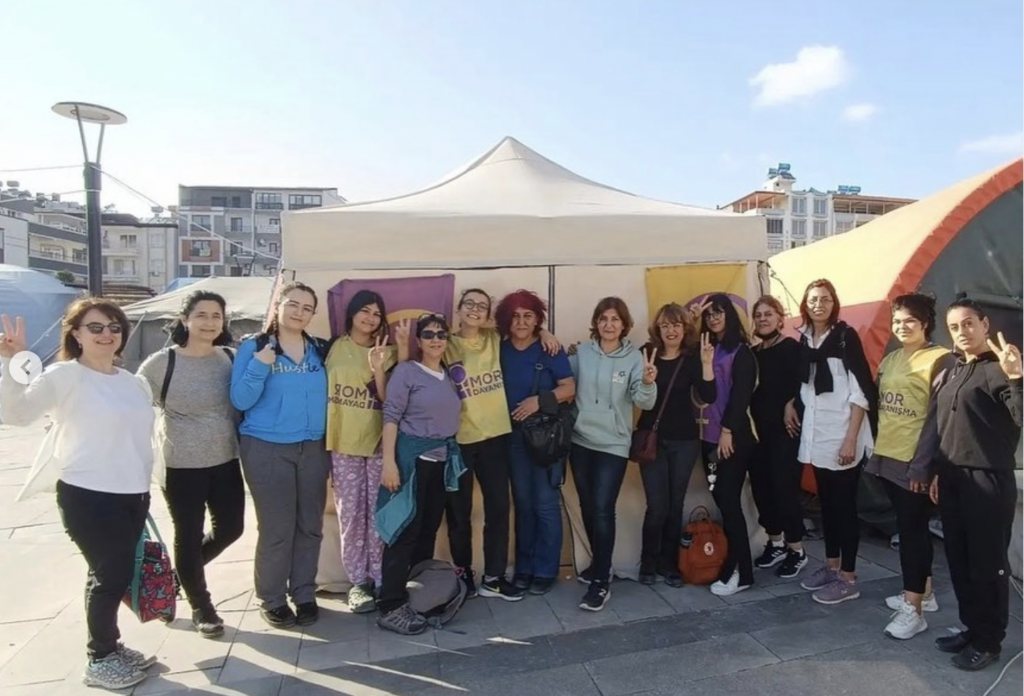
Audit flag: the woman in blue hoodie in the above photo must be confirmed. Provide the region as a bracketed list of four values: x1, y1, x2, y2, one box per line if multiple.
[570, 296, 657, 612]
[230, 281, 331, 630]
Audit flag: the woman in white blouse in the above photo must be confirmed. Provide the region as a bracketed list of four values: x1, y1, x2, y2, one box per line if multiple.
[0, 301, 158, 691]
[791, 280, 877, 606]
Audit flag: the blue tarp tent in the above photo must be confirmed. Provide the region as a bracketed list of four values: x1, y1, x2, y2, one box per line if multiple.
[0, 265, 79, 363]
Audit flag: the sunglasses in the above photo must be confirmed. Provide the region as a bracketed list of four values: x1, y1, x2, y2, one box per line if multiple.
[81, 322, 123, 335]
[420, 330, 449, 341]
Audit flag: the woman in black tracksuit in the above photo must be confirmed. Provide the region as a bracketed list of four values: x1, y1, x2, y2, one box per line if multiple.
[931, 299, 1022, 672]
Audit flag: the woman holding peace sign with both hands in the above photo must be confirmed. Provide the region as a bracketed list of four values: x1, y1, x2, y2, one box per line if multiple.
[569, 297, 657, 612]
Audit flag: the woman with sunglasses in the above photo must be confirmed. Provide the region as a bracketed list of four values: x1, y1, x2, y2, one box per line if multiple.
[1, 301, 158, 690]
[375, 314, 466, 635]
[794, 279, 876, 606]
[230, 281, 332, 629]
[695, 294, 757, 597]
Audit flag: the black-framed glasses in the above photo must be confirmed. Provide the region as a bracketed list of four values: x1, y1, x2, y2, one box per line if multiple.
[420, 329, 449, 340]
[82, 322, 123, 335]
[460, 299, 490, 313]
[703, 309, 725, 319]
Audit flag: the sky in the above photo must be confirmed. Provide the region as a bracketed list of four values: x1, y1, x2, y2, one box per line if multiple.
[1, 0, 1022, 217]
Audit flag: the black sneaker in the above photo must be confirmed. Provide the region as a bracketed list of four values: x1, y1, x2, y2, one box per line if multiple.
[577, 566, 593, 585]
[936, 632, 971, 654]
[755, 541, 788, 569]
[192, 606, 225, 639]
[679, 532, 693, 548]
[458, 568, 478, 599]
[260, 605, 297, 628]
[529, 577, 556, 595]
[663, 571, 684, 588]
[512, 573, 533, 591]
[775, 549, 809, 579]
[639, 560, 656, 585]
[479, 576, 525, 602]
[295, 601, 319, 626]
[579, 581, 610, 612]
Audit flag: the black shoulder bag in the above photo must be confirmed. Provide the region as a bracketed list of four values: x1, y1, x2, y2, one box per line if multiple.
[520, 362, 577, 468]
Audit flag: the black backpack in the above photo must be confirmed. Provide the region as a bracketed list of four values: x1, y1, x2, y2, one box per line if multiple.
[406, 560, 467, 628]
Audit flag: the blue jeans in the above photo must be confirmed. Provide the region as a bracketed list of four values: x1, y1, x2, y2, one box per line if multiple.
[508, 428, 564, 580]
[570, 444, 628, 583]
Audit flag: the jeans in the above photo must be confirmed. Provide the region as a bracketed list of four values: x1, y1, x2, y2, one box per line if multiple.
[508, 428, 564, 580]
[640, 439, 700, 573]
[56, 480, 149, 660]
[884, 478, 933, 595]
[443, 435, 511, 578]
[570, 444, 628, 583]
[813, 464, 862, 573]
[702, 441, 754, 585]
[163, 460, 245, 611]
[749, 432, 804, 543]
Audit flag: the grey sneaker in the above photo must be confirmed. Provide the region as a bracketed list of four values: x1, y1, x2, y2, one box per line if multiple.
[115, 642, 157, 670]
[83, 653, 147, 690]
[800, 564, 837, 591]
[812, 577, 861, 605]
[348, 583, 377, 614]
[376, 603, 428, 635]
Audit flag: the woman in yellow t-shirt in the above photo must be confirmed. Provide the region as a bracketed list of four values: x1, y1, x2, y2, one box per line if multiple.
[865, 293, 953, 640]
[325, 290, 397, 614]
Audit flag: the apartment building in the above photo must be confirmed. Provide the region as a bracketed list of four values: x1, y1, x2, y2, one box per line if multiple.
[0, 190, 88, 281]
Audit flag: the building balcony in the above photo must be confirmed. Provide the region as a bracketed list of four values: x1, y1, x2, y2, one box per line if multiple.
[256, 224, 282, 234]
[28, 254, 88, 275]
[288, 203, 320, 210]
[255, 202, 284, 211]
[101, 243, 139, 255]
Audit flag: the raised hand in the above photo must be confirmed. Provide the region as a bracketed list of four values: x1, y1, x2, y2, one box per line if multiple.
[641, 347, 658, 385]
[368, 334, 389, 372]
[255, 336, 277, 365]
[688, 298, 712, 322]
[0, 315, 27, 359]
[393, 318, 411, 344]
[699, 332, 714, 367]
[987, 331, 1023, 380]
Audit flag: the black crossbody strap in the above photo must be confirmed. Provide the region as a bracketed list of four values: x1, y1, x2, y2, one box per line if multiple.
[530, 362, 545, 397]
[159, 348, 177, 408]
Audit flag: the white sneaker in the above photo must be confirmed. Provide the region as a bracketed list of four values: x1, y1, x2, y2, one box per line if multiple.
[885, 591, 939, 613]
[884, 600, 928, 640]
[710, 570, 751, 597]
[82, 653, 147, 690]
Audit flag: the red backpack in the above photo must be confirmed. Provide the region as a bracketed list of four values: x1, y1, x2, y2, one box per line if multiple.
[678, 507, 728, 585]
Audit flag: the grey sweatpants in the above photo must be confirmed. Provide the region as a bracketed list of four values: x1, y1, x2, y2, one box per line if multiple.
[239, 436, 331, 609]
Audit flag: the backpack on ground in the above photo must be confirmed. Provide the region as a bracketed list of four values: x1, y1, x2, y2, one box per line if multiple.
[406, 560, 466, 627]
[678, 506, 728, 586]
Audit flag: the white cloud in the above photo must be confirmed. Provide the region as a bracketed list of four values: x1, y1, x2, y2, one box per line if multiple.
[750, 45, 851, 108]
[958, 132, 1024, 155]
[841, 103, 879, 122]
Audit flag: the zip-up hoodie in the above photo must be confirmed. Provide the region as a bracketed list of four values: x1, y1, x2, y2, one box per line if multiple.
[569, 339, 657, 458]
[935, 351, 1022, 471]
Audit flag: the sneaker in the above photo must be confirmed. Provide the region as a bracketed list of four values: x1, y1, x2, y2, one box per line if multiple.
[529, 577, 556, 595]
[191, 606, 225, 639]
[260, 604, 297, 628]
[679, 531, 694, 548]
[115, 642, 157, 670]
[936, 632, 971, 654]
[776, 549, 809, 579]
[295, 601, 319, 626]
[885, 591, 939, 613]
[479, 576, 525, 602]
[512, 573, 533, 591]
[579, 581, 610, 612]
[638, 561, 656, 586]
[376, 603, 428, 635]
[577, 566, 593, 585]
[951, 645, 1001, 671]
[800, 564, 838, 591]
[83, 653, 146, 690]
[755, 541, 787, 569]
[663, 571, 684, 588]
[710, 570, 752, 597]
[884, 601, 928, 640]
[457, 568, 478, 599]
[812, 577, 861, 605]
[348, 583, 377, 614]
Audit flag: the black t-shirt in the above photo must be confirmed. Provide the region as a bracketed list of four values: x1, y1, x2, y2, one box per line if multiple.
[636, 350, 716, 442]
[751, 337, 801, 440]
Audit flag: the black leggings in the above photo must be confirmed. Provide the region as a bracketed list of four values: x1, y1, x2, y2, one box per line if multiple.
[813, 465, 861, 573]
[749, 432, 804, 543]
[702, 441, 753, 585]
[884, 479, 933, 595]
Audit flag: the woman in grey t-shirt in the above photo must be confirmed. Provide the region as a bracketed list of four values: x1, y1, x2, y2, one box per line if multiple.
[137, 290, 243, 639]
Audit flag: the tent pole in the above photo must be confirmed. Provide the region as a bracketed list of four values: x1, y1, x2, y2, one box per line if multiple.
[547, 265, 556, 333]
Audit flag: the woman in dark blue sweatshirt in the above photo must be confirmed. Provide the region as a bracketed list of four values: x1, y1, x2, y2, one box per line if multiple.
[231, 281, 331, 630]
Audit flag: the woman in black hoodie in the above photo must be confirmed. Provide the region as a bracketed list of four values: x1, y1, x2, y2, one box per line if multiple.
[930, 299, 1022, 672]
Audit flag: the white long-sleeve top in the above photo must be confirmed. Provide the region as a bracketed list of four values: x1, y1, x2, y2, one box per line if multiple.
[1, 357, 155, 498]
[797, 327, 874, 470]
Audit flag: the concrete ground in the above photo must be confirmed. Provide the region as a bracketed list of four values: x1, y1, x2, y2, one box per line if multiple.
[1, 422, 1021, 696]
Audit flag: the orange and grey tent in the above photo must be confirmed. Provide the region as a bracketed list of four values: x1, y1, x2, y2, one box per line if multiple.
[769, 158, 1023, 371]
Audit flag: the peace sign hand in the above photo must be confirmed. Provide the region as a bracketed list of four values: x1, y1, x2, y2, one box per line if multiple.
[641, 347, 658, 385]
[0, 315, 28, 359]
[699, 332, 714, 367]
[688, 298, 712, 322]
[393, 318, 411, 344]
[368, 334, 389, 373]
[987, 331, 1023, 380]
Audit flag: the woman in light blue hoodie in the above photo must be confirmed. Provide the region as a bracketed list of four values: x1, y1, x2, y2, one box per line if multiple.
[570, 297, 657, 612]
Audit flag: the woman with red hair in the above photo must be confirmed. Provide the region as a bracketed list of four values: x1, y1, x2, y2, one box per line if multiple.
[496, 290, 576, 596]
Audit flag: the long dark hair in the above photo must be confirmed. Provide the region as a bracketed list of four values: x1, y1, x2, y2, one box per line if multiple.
[700, 293, 749, 350]
[345, 289, 389, 341]
[167, 290, 233, 347]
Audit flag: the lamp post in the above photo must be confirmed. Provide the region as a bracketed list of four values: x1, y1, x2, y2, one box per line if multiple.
[232, 252, 256, 277]
[51, 102, 127, 297]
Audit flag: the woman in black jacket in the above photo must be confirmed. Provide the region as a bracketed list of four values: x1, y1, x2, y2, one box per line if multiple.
[930, 298, 1022, 672]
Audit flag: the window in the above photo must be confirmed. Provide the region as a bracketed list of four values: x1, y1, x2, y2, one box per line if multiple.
[229, 266, 243, 277]
[190, 215, 212, 232]
[151, 231, 165, 246]
[39, 244, 65, 260]
[73, 249, 87, 263]
[790, 240, 805, 249]
[813, 220, 828, 238]
[119, 234, 137, 248]
[112, 259, 136, 276]
[269, 242, 279, 254]
[190, 264, 211, 278]
[766, 218, 783, 235]
[255, 193, 283, 210]
[211, 196, 227, 208]
[229, 242, 242, 256]
[767, 239, 784, 254]
[231, 196, 242, 208]
[263, 264, 276, 273]
[189, 240, 213, 258]
[813, 197, 828, 216]
[836, 221, 854, 234]
[150, 259, 163, 272]
[792, 220, 807, 238]
[288, 194, 322, 209]
[791, 196, 807, 215]
[269, 218, 280, 226]
[230, 217, 244, 232]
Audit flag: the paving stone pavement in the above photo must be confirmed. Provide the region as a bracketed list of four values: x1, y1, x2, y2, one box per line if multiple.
[1, 423, 1022, 695]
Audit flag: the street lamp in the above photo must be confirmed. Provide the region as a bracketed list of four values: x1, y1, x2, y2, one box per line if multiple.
[52, 102, 127, 297]
[232, 252, 256, 277]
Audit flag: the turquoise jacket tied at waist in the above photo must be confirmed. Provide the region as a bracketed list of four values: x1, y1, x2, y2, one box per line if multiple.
[375, 433, 466, 546]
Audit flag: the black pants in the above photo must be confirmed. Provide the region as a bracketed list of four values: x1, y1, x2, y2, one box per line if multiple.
[570, 444, 628, 583]
[443, 435, 511, 578]
[163, 460, 246, 611]
[813, 465, 861, 573]
[702, 441, 754, 585]
[56, 480, 149, 660]
[884, 478, 933, 595]
[640, 439, 700, 573]
[749, 431, 804, 543]
[938, 463, 1017, 654]
[378, 458, 446, 614]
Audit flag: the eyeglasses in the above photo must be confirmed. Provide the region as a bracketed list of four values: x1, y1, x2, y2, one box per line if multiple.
[460, 299, 490, 312]
[420, 330, 449, 341]
[703, 309, 725, 319]
[658, 322, 684, 331]
[81, 322, 123, 335]
[807, 297, 834, 306]
[283, 300, 315, 315]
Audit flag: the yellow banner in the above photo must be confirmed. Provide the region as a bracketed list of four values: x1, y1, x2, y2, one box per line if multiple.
[644, 263, 751, 329]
